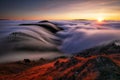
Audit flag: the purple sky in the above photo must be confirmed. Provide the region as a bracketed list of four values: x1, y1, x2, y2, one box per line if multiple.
[0, 0, 120, 20]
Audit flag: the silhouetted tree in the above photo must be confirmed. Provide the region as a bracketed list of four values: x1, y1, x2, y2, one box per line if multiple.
[24, 59, 31, 63]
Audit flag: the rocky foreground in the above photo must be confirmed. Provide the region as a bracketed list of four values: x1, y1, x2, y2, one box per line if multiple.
[0, 40, 120, 80]
[0, 53, 120, 80]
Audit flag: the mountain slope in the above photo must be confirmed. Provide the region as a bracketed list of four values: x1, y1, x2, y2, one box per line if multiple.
[0, 40, 120, 80]
[0, 54, 120, 80]
[77, 40, 120, 57]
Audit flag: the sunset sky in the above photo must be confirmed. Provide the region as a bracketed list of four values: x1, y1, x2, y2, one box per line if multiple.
[0, 0, 120, 20]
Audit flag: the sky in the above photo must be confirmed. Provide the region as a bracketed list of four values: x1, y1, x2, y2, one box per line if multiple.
[0, 0, 120, 20]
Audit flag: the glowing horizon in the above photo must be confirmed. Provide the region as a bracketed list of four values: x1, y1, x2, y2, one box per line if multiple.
[0, 0, 120, 20]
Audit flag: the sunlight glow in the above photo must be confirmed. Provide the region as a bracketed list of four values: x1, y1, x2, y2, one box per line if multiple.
[97, 17, 104, 22]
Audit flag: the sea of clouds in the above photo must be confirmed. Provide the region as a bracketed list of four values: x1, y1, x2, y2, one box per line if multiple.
[55, 20, 120, 53]
[0, 20, 120, 62]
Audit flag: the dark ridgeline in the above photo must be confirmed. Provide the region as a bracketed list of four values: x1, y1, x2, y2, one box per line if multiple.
[19, 20, 64, 34]
[76, 40, 120, 57]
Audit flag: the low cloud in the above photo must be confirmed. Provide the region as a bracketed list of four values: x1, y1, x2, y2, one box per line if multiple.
[57, 21, 120, 53]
